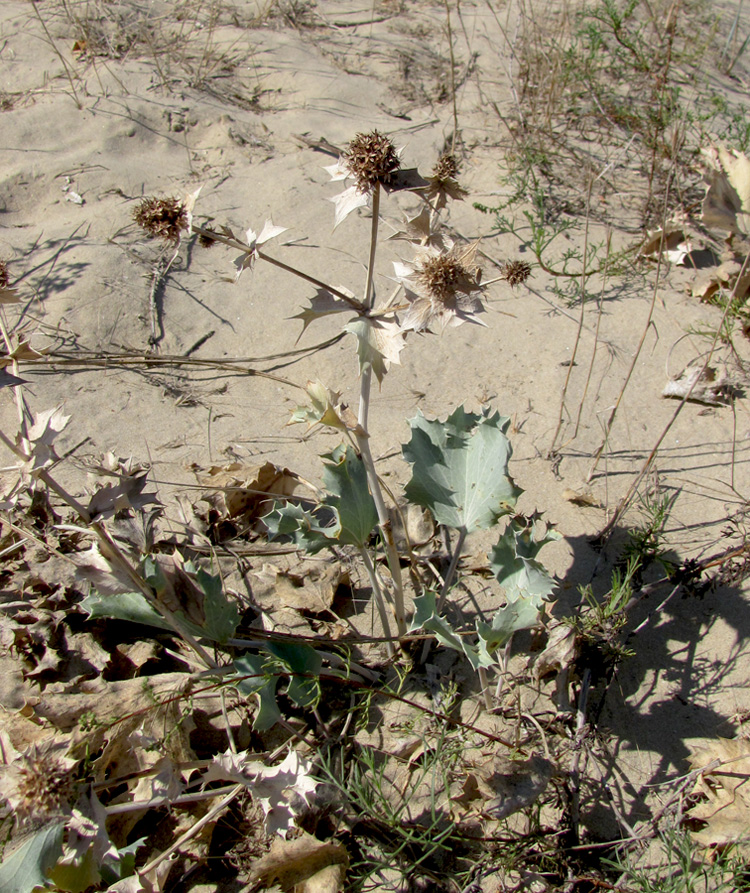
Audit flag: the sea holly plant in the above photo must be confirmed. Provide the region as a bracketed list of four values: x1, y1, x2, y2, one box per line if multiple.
[132, 129, 553, 670]
[403, 410, 559, 670]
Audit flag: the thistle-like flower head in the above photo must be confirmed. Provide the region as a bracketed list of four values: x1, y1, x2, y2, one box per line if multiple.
[423, 153, 468, 210]
[0, 742, 78, 827]
[343, 130, 401, 193]
[325, 131, 427, 228]
[499, 259, 532, 287]
[394, 241, 486, 332]
[133, 187, 201, 244]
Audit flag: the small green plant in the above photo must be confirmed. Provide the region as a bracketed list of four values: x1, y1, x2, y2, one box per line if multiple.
[603, 826, 750, 892]
[317, 724, 466, 890]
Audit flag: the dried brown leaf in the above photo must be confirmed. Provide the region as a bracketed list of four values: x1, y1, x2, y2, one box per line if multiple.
[663, 364, 733, 405]
[248, 832, 348, 891]
[196, 460, 297, 520]
[472, 754, 555, 820]
[702, 144, 750, 235]
[687, 737, 750, 850]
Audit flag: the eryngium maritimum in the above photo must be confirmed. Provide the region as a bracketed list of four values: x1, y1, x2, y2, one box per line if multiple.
[343, 130, 401, 193]
[395, 242, 486, 333]
[133, 197, 189, 243]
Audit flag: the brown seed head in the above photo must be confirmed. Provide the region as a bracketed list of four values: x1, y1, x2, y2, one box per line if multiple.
[501, 259, 532, 287]
[14, 751, 76, 824]
[431, 153, 460, 184]
[417, 253, 475, 302]
[343, 130, 401, 193]
[133, 197, 189, 243]
[0, 260, 9, 290]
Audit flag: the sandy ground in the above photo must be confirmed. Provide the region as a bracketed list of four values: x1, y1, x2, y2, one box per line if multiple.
[2, 0, 750, 864]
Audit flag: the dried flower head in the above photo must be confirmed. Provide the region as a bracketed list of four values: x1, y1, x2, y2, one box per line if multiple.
[431, 153, 460, 183]
[0, 744, 77, 826]
[423, 152, 467, 210]
[416, 253, 469, 299]
[133, 196, 189, 243]
[500, 260, 532, 287]
[0, 260, 9, 290]
[394, 241, 486, 332]
[343, 130, 401, 193]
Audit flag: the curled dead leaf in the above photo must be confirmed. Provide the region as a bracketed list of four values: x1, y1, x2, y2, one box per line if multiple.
[248, 832, 348, 891]
[195, 460, 297, 521]
[702, 144, 750, 236]
[639, 219, 693, 265]
[687, 737, 750, 852]
[663, 364, 734, 405]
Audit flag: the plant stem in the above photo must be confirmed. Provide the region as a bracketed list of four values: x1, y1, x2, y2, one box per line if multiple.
[189, 223, 364, 310]
[356, 432, 407, 637]
[438, 526, 466, 609]
[420, 525, 466, 663]
[363, 184, 381, 313]
[138, 784, 244, 877]
[587, 177, 672, 480]
[478, 666, 493, 711]
[358, 545, 396, 658]
[548, 178, 593, 456]
[349, 184, 408, 638]
[258, 249, 364, 310]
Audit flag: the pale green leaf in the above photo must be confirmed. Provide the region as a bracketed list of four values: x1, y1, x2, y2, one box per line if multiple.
[264, 502, 339, 554]
[265, 445, 376, 553]
[409, 592, 495, 670]
[81, 564, 238, 645]
[477, 598, 543, 653]
[0, 822, 65, 893]
[233, 653, 282, 731]
[233, 642, 322, 730]
[402, 407, 521, 532]
[489, 516, 560, 604]
[321, 444, 377, 547]
[191, 566, 240, 644]
[81, 591, 170, 631]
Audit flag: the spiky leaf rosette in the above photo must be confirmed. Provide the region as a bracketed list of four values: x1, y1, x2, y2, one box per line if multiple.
[402, 407, 521, 533]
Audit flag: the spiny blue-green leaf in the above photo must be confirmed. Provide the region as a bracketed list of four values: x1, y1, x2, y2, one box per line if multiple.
[232, 642, 323, 729]
[402, 407, 521, 532]
[141, 554, 168, 596]
[98, 837, 146, 886]
[0, 822, 65, 893]
[477, 598, 544, 653]
[81, 591, 171, 631]
[264, 501, 339, 553]
[489, 517, 561, 604]
[321, 444, 377, 547]
[233, 653, 282, 731]
[264, 640, 322, 709]
[409, 591, 495, 670]
[81, 565, 239, 645]
[190, 566, 240, 644]
[265, 445, 377, 553]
